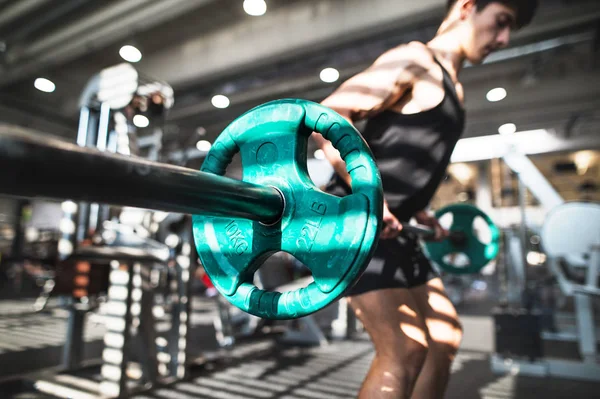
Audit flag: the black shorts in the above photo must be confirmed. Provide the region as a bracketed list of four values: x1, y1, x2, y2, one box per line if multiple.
[346, 231, 439, 296]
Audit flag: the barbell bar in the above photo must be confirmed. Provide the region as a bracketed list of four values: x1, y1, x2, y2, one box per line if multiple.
[0, 126, 284, 224]
[399, 223, 467, 246]
[0, 128, 464, 247]
[0, 99, 385, 319]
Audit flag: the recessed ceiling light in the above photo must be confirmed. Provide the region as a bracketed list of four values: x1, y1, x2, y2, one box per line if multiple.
[196, 140, 212, 152]
[34, 78, 55, 93]
[320, 67, 340, 83]
[498, 123, 516, 135]
[243, 0, 267, 16]
[119, 45, 142, 63]
[211, 94, 230, 109]
[486, 87, 507, 102]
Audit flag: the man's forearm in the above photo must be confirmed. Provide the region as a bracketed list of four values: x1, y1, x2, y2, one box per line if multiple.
[332, 156, 352, 188]
[311, 108, 354, 188]
[415, 209, 429, 218]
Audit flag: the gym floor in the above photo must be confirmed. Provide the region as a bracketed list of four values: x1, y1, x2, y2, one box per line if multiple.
[0, 296, 597, 399]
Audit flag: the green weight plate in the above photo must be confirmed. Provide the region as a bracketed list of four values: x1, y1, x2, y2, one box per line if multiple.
[192, 99, 383, 319]
[424, 203, 500, 274]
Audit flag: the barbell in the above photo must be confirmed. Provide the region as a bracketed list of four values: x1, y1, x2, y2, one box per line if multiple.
[0, 99, 500, 319]
[0, 99, 383, 319]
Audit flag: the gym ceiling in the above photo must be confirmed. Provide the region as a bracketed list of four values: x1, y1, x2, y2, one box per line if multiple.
[0, 0, 599, 162]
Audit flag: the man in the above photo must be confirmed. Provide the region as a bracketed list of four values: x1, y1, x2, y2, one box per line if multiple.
[311, 1, 537, 397]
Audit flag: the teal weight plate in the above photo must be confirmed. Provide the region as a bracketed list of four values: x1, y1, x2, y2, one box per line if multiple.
[424, 203, 500, 274]
[192, 99, 383, 319]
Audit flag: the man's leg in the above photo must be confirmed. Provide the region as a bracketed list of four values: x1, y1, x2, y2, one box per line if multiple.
[409, 278, 463, 399]
[348, 288, 429, 399]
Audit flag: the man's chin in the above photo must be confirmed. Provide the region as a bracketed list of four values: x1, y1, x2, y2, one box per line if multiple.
[468, 55, 485, 65]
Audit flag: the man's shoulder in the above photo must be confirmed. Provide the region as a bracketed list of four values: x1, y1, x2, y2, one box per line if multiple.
[374, 41, 435, 67]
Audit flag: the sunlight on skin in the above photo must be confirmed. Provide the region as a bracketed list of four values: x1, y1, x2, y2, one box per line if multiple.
[322, 92, 388, 116]
[425, 319, 461, 350]
[352, 300, 429, 348]
[427, 291, 457, 319]
[399, 101, 422, 115]
[400, 322, 429, 348]
[382, 372, 396, 393]
[424, 279, 462, 351]
[398, 303, 429, 347]
[398, 304, 418, 318]
[428, 277, 445, 290]
[321, 43, 435, 120]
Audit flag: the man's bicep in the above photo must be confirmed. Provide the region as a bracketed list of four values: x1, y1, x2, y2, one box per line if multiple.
[321, 67, 404, 118]
[322, 48, 429, 120]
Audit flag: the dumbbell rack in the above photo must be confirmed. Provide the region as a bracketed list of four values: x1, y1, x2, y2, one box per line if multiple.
[5, 245, 193, 399]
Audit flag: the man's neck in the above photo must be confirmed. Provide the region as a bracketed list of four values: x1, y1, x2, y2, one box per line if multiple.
[426, 34, 466, 80]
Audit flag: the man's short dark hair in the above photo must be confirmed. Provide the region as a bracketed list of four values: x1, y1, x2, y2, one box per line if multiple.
[446, 0, 538, 29]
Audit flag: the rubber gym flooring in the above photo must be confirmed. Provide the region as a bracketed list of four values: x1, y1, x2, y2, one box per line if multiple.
[0, 297, 598, 399]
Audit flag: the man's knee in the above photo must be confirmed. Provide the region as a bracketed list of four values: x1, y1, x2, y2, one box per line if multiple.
[381, 338, 429, 378]
[427, 317, 463, 358]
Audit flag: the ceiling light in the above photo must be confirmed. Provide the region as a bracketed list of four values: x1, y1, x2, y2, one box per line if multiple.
[34, 78, 55, 93]
[243, 0, 267, 16]
[196, 140, 212, 152]
[133, 114, 149, 128]
[486, 87, 507, 102]
[573, 150, 595, 176]
[320, 67, 340, 83]
[498, 123, 516, 135]
[211, 94, 230, 109]
[119, 45, 142, 63]
[448, 163, 473, 185]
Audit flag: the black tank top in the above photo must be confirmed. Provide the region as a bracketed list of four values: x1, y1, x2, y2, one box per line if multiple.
[325, 56, 465, 221]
